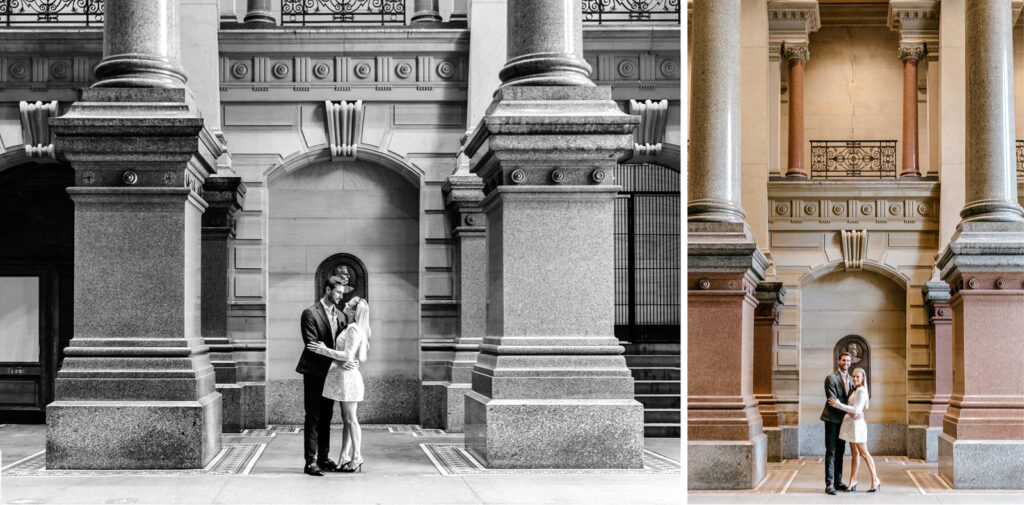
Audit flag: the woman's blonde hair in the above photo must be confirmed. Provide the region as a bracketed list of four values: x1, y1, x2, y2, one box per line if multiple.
[353, 299, 370, 361]
[852, 367, 869, 409]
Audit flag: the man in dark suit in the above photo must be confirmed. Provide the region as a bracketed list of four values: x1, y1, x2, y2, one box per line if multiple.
[297, 275, 357, 476]
[820, 351, 861, 494]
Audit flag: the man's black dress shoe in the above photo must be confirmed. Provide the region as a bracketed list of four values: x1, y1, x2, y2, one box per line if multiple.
[317, 458, 339, 472]
[835, 483, 849, 491]
[304, 463, 325, 476]
[825, 486, 836, 495]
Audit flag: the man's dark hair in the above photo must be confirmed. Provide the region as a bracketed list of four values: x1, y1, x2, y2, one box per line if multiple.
[838, 352, 853, 361]
[323, 275, 346, 293]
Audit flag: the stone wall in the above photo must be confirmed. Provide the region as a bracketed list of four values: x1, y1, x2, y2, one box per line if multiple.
[265, 158, 421, 423]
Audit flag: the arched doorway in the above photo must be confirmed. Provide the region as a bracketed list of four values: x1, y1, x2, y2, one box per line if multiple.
[799, 269, 906, 455]
[0, 161, 74, 423]
[265, 156, 420, 424]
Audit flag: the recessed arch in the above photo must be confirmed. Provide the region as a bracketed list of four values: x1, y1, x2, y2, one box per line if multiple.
[800, 259, 909, 291]
[265, 144, 424, 188]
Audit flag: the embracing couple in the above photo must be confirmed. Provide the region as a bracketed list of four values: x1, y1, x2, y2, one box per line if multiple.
[296, 275, 371, 477]
[821, 351, 881, 494]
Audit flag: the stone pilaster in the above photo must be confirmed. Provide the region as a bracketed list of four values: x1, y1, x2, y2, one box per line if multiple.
[201, 176, 246, 433]
[244, 0, 276, 26]
[688, 0, 768, 490]
[462, 84, 642, 468]
[935, 0, 1024, 489]
[422, 167, 487, 432]
[412, 0, 442, 24]
[754, 281, 790, 462]
[909, 281, 952, 462]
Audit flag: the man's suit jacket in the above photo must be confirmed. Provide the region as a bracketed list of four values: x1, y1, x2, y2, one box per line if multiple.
[295, 301, 347, 377]
[820, 371, 853, 424]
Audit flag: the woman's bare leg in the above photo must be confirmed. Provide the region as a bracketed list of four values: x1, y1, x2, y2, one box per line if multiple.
[855, 443, 879, 488]
[342, 402, 362, 464]
[338, 416, 352, 464]
[847, 442, 860, 487]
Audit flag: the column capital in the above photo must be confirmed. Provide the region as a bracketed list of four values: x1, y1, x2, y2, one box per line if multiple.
[922, 280, 952, 319]
[200, 176, 246, 233]
[755, 281, 787, 321]
[782, 43, 809, 63]
[888, 1, 939, 55]
[898, 43, 927, 62]
[768, 0, 820, 58]
[442, 169, 486, 233]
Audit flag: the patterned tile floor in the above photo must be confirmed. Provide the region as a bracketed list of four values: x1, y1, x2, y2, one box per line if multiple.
[2, 443, 267, 477]
[419, 443, 680, 476]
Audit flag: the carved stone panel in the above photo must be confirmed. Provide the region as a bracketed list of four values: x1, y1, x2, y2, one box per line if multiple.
[835, 334, 871, 392]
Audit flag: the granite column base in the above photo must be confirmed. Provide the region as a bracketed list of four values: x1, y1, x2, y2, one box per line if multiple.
[46, 392, 221, 469]
[939, 433, 1024, 489]
[420, 381, 470, 432]
[216, 383, 243, 433]
[239, 382, 266, 429]
[464, 392, 644, 469]
[781, 426, 799, 460]
[907, 425, 941, 462]
[688, 436, 767, 490]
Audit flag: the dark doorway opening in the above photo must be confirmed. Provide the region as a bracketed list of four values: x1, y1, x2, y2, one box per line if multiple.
[0, 161, 74, 423]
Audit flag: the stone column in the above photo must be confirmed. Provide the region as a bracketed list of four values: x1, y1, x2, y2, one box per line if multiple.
[768, 1, 821, 178]
[461, 0, 643, 469]
[430, 170, 487, 432]
[936, 0, 1024, 489]
[909, 282, 951, 462]
[45, 0, 223, 470]
[201, 176, 246, 432]
[412, 0, 442, 23]
[783, 44, 808, 179]
[244, 0, 276, 25]
[754, 281, 788, 462]
[899, 44, 925, 178]
[688, 0, 768, 490]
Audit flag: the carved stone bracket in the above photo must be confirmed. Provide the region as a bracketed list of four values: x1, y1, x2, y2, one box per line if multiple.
[755, 281, 787, 322]
[20, 100, 58, 159]
[324, 100, 365, 161]
[629, 99, 668, 156]
[201, 176, 246, 235]
[841, 229, 868, 271]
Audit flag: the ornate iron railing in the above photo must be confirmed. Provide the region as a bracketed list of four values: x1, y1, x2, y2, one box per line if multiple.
[280, 0, 405, 25]
[583, 0, 681, 24]
[1016, 140, 1024, 178]
[0, 0, 103, 26]
[810, 140, 898, 179]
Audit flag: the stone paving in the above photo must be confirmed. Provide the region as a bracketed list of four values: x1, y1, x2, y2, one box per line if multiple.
[0, 424, 682, 505]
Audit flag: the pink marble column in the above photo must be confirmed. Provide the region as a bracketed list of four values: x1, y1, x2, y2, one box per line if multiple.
[899, 44, 925, 178]
[783, 44, 808, 179]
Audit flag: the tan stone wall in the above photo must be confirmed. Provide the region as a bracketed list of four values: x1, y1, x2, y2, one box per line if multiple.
[800, 270, 906, 425]
[266, 159, 420, 382]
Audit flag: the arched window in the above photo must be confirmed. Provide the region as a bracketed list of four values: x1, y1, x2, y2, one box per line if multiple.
[313, 253, 368, 305]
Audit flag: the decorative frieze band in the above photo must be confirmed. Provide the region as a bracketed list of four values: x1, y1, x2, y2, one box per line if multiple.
[583, 53, 680, 83]
[19, 100, 58, 158]
[768, 197, 938, 231]
[324, 100, 365, 160]
[629, 99, 669, 156]
[1, 56, 97, 89]
[221, 55, 466, 89]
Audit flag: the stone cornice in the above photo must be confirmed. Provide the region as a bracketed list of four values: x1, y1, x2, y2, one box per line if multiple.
[888, 1, 939, 49]
[767, 179, 940, 232]
[768, 0, 821, 47]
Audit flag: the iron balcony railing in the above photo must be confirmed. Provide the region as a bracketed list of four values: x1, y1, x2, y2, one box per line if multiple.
[810, 140, 898, 179]
[583, 0, 681, 25]
[1016, 140, 1024, 178]
[0, 0, 103, 26]
[280, 0, 406, 25]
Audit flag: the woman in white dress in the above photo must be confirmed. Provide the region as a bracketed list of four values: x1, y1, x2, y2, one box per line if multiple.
[307, 298, 370, 472]
[827, 367, 881, 492]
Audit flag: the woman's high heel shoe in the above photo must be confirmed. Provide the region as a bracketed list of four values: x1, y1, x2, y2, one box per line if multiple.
[868, 479, 881, 492]
[341, 458, 363, 473]
[847, 481, 857, 492]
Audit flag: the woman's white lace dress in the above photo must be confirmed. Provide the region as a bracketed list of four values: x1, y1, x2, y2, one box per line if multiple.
[320, 325, 366, 402]
[834, 386, 868, 443]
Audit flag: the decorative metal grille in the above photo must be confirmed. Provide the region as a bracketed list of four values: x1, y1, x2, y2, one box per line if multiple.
[810, 140, 898, 179]
[281, 0, 405, 25]
[613, 163, 679, 344]
[1017, 140, 1024, 178]
[0, 0, 103, 26]
[583, 0, 681, 25]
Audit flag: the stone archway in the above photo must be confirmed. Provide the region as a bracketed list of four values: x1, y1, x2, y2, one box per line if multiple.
[264, 153, 421, 424]
[798, 269, 907, 456]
